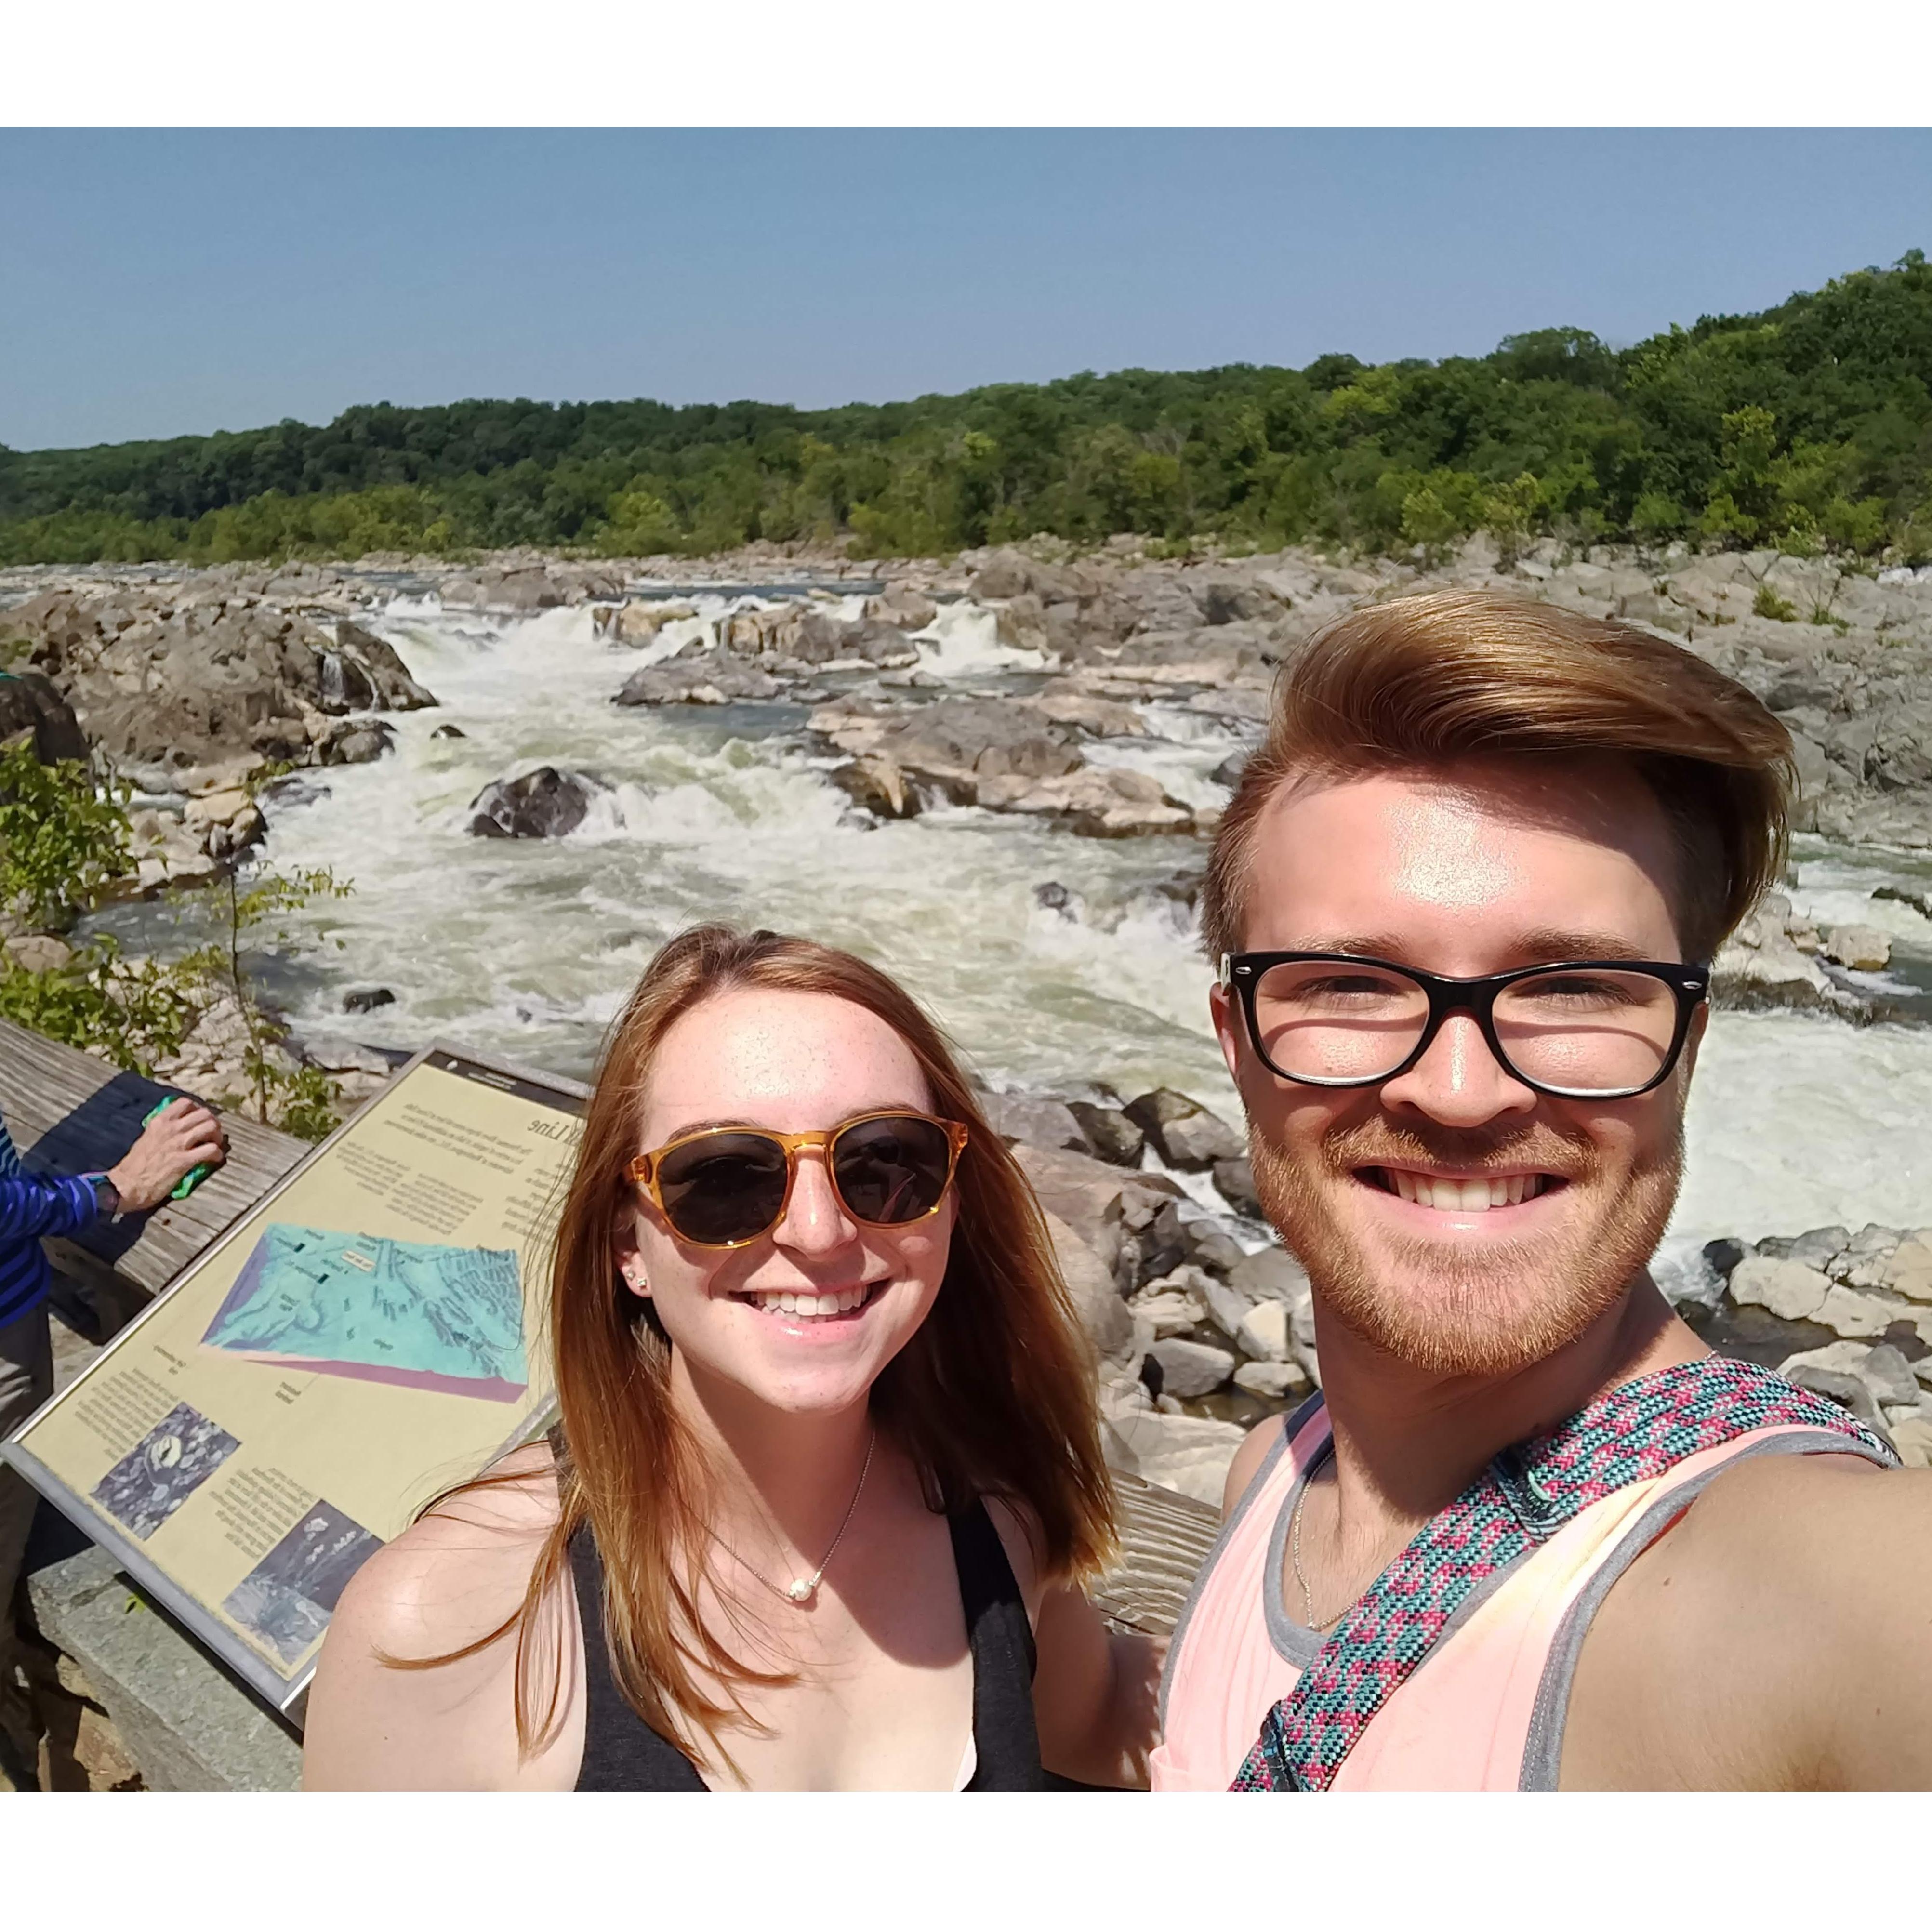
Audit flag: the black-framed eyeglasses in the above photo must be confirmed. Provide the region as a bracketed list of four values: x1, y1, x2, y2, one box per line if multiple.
[1219, 952, 1711, 1100]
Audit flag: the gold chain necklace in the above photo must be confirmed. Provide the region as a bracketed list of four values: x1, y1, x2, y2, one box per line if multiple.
[1287, 1477, 1354, 1635]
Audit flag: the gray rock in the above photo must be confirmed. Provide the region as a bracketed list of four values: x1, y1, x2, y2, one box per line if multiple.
[1234, 1358, 1311, 1402]
[1235, 1298, 1292, 1363]
[829, 755, 919, 819]
[614, 646, 780, 706]
[1199, 1275, 1255, 1346]
[1781, 1341, 1921, 1409]
[1780, 1363, 1888, 1432]
[1040, 1207, 1134, 1363]
[1228, 1245, 1311, 1308]
[1822, 922, 1891, 970]
[1182, 1219, 1248, 1275]
[981, 1092, 1087, 1153]
[1729, 1255, 1832, 1322]
[4, 932, 75, 973]
[342, 986, 395, 1015]
[467, 765, 607, 839]
[1213, 1155, 1261, 1217]
[0, 667, 89, 763]
[1147, 1337, 1237, 1398]
[1124, 1089, 1245, 1169]
[1067, 1100, 1146, 1168]
[315, 717, 395, 766]
[26, 1546, 301, 1790]
[1785, 1227, 1850, 1273]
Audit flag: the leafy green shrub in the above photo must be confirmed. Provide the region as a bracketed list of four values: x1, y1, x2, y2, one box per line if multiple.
[0, 939, 201, 1076]
[0, 742, 131, 931]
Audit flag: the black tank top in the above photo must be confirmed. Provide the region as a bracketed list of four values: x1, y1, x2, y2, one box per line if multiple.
[568, 1500, 1045, 1790]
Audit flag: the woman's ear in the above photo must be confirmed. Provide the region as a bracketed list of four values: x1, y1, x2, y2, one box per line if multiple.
[616, 1243, 651, 1299]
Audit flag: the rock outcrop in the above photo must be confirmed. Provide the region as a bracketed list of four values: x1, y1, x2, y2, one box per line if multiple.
[3, 582, 436, 777]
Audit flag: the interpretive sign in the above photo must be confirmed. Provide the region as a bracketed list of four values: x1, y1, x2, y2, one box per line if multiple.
[2, 1044, 587, 1714]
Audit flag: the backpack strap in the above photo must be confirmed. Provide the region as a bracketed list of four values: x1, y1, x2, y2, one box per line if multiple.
[1231, 1355, 1896, 1791]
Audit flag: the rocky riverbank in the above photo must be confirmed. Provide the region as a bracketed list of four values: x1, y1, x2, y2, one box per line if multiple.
[974, 1083, 1932, 1499]
[5, 535, 1932, 1494]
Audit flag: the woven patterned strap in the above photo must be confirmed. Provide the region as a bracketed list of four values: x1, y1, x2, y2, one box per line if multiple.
[1230, 1354, 1896, 1792]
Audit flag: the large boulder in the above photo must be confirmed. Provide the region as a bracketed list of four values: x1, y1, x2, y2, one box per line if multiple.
[5, 582, 437, 773]
[1010, 1140, 1185, 1294]
[614, 647, 780, 706]
[467, 766, 607, 839]
[0, 669, 89, 764]
[1124, 1089, 1245, 1169]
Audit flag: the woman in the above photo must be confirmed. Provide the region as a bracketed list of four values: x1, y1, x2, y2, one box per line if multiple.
[304, 925, 1160, 1789]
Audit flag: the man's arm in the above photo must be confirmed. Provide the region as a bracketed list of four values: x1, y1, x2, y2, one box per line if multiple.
[1565, 1452, 1932, 1789]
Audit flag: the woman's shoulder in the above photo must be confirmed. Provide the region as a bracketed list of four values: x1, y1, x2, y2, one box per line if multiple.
[302, 1442, 579, 1789]
[351, 1442, 563, 1637]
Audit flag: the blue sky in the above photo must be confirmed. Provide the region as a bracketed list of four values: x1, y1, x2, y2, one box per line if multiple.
[4, 128, 1930, 452]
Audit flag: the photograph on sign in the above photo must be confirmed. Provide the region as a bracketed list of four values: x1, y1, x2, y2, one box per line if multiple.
[2, 1046, 584, 1711]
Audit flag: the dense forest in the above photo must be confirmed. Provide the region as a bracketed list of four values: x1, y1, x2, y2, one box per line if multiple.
[4, 250, 1931, 567]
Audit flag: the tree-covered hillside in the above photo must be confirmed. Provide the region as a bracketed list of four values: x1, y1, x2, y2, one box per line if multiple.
[5, 250, 1930, 566]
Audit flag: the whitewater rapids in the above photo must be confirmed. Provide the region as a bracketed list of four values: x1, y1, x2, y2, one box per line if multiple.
[192, 591, 1932, 1250]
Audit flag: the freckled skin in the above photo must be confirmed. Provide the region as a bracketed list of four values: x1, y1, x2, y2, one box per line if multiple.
[620, 987, 955, 1423]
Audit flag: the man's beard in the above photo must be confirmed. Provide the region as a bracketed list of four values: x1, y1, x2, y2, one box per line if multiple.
[1248, 1112, 1686, 1379]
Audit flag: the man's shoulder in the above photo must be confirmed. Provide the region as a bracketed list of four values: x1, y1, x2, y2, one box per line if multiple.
[1566, 1449, 1932, 1786]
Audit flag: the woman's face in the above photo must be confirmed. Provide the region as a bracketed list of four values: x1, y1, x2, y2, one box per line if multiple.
[617, 986, 956, 1418]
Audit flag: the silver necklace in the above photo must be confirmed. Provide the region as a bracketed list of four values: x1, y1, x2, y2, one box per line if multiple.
[1288, 1478, 1353, 1634]
[783, 1430, 875, 1604]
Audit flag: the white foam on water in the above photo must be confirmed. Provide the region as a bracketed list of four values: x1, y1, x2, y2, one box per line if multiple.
[130, 588, 1932, 1247]
[1672, 1009, 1932, 1243]
[915, 602, 1045, 675]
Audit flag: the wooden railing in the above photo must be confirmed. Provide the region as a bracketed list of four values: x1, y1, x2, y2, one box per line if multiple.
[0, 1015, 1221, 1627]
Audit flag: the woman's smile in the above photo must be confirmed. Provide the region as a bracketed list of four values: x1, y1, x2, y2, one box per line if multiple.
[728, 1279, 889, 1325]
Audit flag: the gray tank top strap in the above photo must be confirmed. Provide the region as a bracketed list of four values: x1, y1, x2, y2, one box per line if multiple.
[1516, 1425, 1896, 1788]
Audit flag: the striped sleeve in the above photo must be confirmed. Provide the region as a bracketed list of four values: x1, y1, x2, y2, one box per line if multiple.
[0, 1164, 104, 1244]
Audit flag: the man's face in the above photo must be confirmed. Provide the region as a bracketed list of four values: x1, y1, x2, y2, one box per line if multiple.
[1210, 758, 1706, 1379]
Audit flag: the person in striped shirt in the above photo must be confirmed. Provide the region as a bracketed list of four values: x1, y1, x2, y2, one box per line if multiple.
[0, 1095, 225, 1668]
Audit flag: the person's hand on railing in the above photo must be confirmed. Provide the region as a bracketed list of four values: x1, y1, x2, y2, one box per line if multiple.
[106, 1098, 227, 1214]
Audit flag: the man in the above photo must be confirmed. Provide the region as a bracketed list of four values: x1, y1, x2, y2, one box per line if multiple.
[1153, 589, 1932, 1791]
[0, 1095, 226, 1646]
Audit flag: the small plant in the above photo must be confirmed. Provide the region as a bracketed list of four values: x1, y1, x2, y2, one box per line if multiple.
[0, 938, 202, 1076]
[1809, 603, 1850, 635]
[179, 861, 354, 1138]
[1753, 584, 1799, 622]
[0, 741, 132, 931]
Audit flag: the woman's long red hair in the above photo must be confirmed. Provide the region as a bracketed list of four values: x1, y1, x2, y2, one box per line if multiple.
[402, 924, 1115, 1767]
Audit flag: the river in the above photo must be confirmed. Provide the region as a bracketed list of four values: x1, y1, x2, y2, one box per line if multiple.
[102, 582, 1932, 1253]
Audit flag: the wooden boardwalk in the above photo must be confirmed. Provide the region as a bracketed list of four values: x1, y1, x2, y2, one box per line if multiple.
[0, 1015, 1220, 1631]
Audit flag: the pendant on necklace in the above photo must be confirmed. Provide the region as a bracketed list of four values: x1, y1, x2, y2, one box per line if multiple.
[786, 1577, 817, 1603]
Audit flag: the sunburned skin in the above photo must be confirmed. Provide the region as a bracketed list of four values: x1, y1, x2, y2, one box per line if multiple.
[1208, 757, 1932, 1790]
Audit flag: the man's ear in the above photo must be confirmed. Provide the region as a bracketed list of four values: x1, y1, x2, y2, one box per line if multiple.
[1210, 980, 1243, 1084]
[1680, 999, 1711, 1083]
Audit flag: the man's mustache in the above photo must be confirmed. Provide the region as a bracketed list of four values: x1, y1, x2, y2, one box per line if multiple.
[1316, 1119, 1597, 1181]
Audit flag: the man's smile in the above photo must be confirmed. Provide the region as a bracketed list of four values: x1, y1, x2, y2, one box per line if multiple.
[1355, 1164, 1572, 1216]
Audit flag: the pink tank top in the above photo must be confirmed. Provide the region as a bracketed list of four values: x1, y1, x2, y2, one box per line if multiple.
[1151, 1361, 1893, 1792]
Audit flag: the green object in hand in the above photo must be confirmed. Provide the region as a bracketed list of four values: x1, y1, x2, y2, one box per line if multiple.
[142, 1098, 212, 1201]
